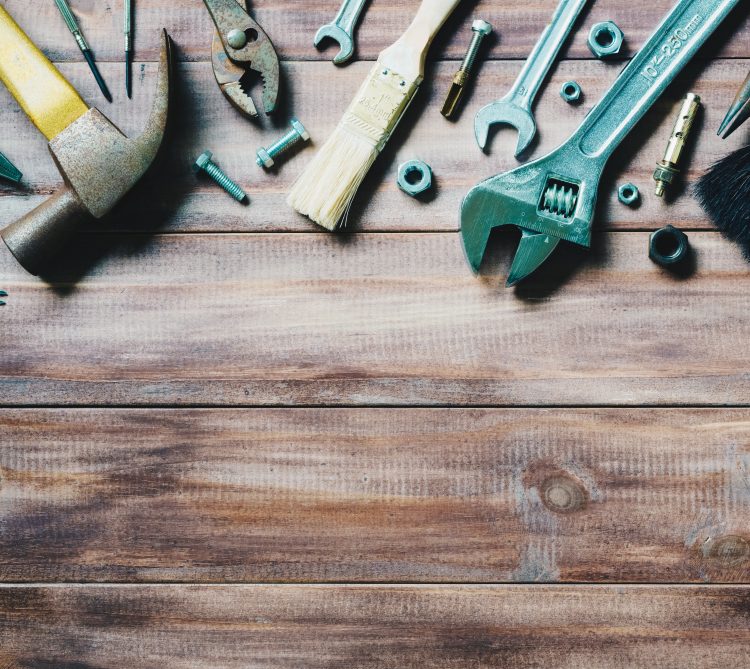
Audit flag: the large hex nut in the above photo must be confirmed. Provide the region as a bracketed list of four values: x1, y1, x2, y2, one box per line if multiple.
[649, 225, 690, 267]
[588, 21, 624, 58]
[397, 160, 433, 197]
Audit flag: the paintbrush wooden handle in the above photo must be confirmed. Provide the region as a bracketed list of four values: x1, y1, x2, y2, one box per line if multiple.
[380, 0, 463, 83]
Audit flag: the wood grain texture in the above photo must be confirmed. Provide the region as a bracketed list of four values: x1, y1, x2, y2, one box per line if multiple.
[2, 409, 750, 583]
[3, 0, 747, 62]
[0, 59, 746, 233]
[1, 585, 749, 668]
[2, 232, 749, 407]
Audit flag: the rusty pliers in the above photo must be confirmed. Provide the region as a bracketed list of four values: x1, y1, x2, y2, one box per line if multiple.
[203, 0, 280, 118]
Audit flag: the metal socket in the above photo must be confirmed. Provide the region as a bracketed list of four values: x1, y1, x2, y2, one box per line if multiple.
[588, 21, 624, 58]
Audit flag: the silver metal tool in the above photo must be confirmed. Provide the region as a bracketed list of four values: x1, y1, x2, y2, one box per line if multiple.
[461, 0, 742, 287]
[475, 0, 589, 157]
[53, 0, 112, 102]
[0, 151, 21, 184]
[314, 0, 368, 65]
[441, 19, 492, 119]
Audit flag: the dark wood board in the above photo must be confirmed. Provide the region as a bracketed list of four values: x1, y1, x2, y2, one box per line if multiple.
[1, 585, 750, 668]
[1, 408, 749, 583]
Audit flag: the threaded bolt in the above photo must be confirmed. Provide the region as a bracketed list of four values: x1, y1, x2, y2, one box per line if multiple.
[256, 118, 310, 169]
[194, 151, 247, 202]
[462, 20, 492, 73]
[441, 19, 492, 119]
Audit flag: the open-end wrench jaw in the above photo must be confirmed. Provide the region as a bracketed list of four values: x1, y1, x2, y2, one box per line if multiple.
[313, 24, 354, 65]
[474, 98, 537, 158]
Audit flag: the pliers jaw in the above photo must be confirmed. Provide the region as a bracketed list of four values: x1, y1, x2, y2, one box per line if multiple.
[203, 0, 280, 118]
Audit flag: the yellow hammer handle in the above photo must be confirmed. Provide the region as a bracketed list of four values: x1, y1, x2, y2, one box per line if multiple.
[0, 4, 87, 140]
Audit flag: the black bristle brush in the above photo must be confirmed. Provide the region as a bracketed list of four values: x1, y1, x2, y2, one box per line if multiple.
[694, 144, 750, 256]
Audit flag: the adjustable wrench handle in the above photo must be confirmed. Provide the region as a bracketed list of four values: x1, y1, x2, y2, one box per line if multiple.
[505, 0, 589, 110]
[573, 0, 741, 162]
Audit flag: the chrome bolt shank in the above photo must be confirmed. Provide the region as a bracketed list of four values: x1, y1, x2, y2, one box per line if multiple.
[194, 150, 247, 202]
[256, 118, 310, 169]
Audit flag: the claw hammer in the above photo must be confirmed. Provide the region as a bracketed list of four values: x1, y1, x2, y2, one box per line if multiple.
[0, 5, 173, 275]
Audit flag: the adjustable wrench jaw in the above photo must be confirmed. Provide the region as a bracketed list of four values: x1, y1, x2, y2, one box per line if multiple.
[460, 149, 601, 285]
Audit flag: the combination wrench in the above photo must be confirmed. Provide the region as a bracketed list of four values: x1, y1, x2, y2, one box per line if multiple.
[461, 0, 743, 286]
[314, 0, 369, 65]
[475, 0, 590, 158]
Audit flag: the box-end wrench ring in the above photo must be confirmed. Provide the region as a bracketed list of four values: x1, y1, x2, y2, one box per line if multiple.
[314, 0, 369, 65]
[475, 0, 589, 158]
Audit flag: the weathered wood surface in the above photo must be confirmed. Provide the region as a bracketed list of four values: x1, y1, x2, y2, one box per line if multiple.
[1, 585, 749, 668]
[2, 232, 749, 406]
[2, 408, 750, 583]
[4, 0, 748, 62]
[1, 59, 747, 233]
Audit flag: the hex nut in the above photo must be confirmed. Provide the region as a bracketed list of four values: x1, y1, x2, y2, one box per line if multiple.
[291, 118, 310, 142]
[256, 147, 274, 168]
[560, 81, 582, 103]
[397, 160, 433, 197]
[472, 19, 492, 36]
[588, 21, 624, 58]
[618, 182, 640, 206]
[649, 225, 690, 267]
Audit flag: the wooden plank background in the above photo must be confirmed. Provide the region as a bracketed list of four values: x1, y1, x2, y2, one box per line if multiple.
[1, 0, 749, 665]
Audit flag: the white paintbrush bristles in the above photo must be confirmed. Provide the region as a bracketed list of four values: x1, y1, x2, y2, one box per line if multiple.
[288, 62, 420, 231]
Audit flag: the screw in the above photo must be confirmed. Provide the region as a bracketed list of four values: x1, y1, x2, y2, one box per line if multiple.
[256, 119, 310, 169]
[441, 19, 492, 119]
[193, 151, 247, 202]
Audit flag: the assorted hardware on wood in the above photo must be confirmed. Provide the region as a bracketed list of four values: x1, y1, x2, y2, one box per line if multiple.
[653, 93, 701, 197]
[194, 151, 248, 203]
[474, 0, 589, 158]
[0, 151, 22, 184]
[587, 21, 624, 59]
[256, 119, 310, 169]
[618, 183, 640, 206]
[717, 70, 750, 139]
[649, 225, 690, 267]
[53, 0, 111, 102]
[288, 0, 462, 231]
[560, 81, 582, 103]
[0, 5, 173, 276]
[397, 160, 432, 197]
[202, 0, 280, 118]
[314, 0, 369, 65]
[694, 144, 750, 254]
[460, 0, 741, 287]
[441, 19, 492, 120]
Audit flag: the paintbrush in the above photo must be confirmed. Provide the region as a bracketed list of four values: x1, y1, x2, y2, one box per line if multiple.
[694, 144, 750, 255]
[288, 0, 462, 230]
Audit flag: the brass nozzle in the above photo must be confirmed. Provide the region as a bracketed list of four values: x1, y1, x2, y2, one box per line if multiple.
[653, 92, 701, 197]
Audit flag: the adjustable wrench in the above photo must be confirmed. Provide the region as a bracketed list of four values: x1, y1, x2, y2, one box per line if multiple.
[461, 0, 742, 287]
[314, 0, 369, 65]
[475, 0, 589, 157]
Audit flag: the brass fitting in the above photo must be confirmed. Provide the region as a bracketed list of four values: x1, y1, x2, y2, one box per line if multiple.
[653, 93, 701, 197]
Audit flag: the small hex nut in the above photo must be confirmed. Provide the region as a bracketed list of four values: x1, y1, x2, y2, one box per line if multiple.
[649, 225, 690, 267]
[560, 81, 582, 103]
[472, 19, 492, 36]
[397, 160, 432, 197]
[291, 118, 310, 142]
[256, 147, 274, 168]
[618, 182, 640, 206]
[588, 21, 624, 59]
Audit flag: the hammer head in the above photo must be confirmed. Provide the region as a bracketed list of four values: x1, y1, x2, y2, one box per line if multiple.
[1, 31, 174, 275]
